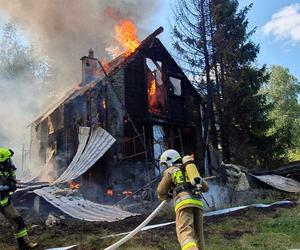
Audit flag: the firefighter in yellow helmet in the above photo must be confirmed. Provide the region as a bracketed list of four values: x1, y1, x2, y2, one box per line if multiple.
[157, 149, 209, 250]
[0, 147, 38, 250]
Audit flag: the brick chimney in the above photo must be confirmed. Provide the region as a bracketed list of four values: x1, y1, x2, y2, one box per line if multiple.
[80, 49, 99, 85]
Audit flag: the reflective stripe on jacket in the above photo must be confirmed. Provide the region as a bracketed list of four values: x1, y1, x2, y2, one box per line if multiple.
[157, 165, 208, 212]
[0, 196, 9, 207]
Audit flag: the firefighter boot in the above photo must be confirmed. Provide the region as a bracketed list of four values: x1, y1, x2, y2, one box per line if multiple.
[17, 236, 38, 250]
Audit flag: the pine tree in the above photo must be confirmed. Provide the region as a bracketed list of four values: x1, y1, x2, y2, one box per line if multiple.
[172, 0, 280, 168]
[172, 0, 219, 152]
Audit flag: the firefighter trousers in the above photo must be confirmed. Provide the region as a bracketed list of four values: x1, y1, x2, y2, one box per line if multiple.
[176, 207, 204, 250]
[0, 197, 28, 236]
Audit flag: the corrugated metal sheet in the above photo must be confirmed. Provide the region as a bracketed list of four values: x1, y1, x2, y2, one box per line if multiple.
[34, 186, 136, 222]
[67, 126, 91, 168]
[27, 127, 90, 183]
[54, 127, 115, 184]
[53, 126, 90, 183]
[253, 174, 300, 193]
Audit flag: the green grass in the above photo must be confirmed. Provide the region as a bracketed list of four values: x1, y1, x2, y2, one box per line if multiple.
[288, 149, 300, 161]
[205, 205, 300, 250]
[1, 204, 299, 250]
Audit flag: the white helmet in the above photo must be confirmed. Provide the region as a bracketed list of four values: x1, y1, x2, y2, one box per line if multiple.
[159, 149, 182, 168]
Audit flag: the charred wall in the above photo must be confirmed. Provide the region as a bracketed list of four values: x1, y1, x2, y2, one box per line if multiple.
[30, 38, 204, 201]
[122, 38, 204, 171]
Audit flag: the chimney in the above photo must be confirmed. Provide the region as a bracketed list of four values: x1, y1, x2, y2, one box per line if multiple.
[80, 48, 99, 85]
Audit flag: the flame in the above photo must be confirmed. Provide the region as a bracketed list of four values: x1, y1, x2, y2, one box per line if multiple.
[102, 99, 106, 109]
[148, 78, 157, 109]
[100, 58, 110, 72]
[68, 180, 80, 190]
[115, 19, 140, 56]
[122, 190, 133, 196]
[106, 189, 114, 196]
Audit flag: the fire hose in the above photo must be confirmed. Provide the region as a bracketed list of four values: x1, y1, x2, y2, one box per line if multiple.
[104, 200, 167, 250]
[104, 176, 216, 250]
[0, 185, 9, 191]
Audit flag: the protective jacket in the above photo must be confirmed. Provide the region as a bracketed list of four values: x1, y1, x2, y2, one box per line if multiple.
[157, 163, 209, 250]
[0, 147, 38, 249]
[0, 158, 17, 206]
[157, 164, 209, 212]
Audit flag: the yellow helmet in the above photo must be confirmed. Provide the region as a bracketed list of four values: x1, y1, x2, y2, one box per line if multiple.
[0, 147, 14, 163]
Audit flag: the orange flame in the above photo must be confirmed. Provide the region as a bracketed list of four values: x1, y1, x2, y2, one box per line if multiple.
[122, 190, 133, 196]
[68, 180, 80, 190]
[106, 189, 114, 196]
[148, 78, 157, 108]
[115, 19, 140, 56]
[100, 58, 110, 72]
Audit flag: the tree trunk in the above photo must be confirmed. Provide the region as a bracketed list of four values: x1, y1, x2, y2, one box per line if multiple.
[200, 0, 218, 149]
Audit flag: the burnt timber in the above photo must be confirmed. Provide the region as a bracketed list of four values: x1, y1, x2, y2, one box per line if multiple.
[30, 27, 204, 203]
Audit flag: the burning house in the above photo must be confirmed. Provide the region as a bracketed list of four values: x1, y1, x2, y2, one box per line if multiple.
[29, 25, 204, 203]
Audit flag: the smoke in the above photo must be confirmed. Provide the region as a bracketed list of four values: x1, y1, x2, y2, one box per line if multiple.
[0, 0, 159, 173]
[0, 0, 159, 84]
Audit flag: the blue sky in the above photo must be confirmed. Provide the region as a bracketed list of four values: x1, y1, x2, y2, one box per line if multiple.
[0, 1, 299, 80]
[148, 0, 300, 80]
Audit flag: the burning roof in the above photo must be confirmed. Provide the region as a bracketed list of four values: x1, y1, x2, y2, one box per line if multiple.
[31, 26, 164, 127]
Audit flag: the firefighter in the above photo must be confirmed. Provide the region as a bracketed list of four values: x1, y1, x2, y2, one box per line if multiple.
[157, 149, 209, 250]
[0, 147, 38, 250]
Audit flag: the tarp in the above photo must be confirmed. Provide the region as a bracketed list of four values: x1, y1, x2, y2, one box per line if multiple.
[34, 186, 136, 222]
[251, 174, 300, 193]
[54, 127, 115, 184]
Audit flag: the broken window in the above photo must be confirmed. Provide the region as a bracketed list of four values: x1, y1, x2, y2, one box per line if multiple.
[146, 58, 167, 115]
[153, 125, 170, 175]
[169, 77, 182, 96]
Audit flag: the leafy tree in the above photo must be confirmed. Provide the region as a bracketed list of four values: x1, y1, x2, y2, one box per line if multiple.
[265, 66, 300, 158]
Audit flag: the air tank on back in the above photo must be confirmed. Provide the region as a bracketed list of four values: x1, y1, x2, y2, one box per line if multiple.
[182, 155, 202, 186]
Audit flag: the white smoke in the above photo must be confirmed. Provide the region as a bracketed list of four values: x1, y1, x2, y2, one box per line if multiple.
[0, 0, 159, 173]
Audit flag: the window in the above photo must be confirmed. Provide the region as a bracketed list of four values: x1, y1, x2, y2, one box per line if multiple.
[169, 77, 182, 96]
[153, 125, 170, 176]
[146, 58, 167, 115]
